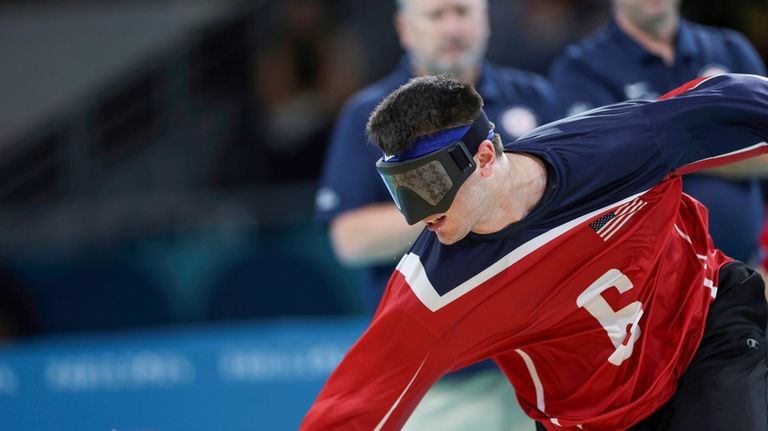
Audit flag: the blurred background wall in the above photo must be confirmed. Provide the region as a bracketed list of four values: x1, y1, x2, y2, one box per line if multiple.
[3, 0, 764, 337]
[0, 0, 764, 429]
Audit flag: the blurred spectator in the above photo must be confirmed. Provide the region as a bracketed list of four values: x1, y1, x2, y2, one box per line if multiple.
[486, 0, 609, 74]
[254, 0, 366, 182]
[682, 0, 768, 63]
[314, 0, 561, 429]
[549, 0, 768, 264]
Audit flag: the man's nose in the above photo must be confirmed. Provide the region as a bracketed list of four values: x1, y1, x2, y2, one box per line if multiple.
[439, 11, 467, 36]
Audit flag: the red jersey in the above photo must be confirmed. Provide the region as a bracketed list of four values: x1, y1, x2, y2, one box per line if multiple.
[302, 74, 768, 430]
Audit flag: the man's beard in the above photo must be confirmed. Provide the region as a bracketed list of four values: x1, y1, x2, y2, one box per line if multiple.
[415, 41, 486, 78]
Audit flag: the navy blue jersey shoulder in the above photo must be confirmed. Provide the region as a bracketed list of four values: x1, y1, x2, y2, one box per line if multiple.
[411, 74, 768, 294]
[518, 74, 768, 219]
[414, 100, 666, 296]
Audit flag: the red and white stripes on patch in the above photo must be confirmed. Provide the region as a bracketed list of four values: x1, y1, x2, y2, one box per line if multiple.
[595, 198, 647, 241]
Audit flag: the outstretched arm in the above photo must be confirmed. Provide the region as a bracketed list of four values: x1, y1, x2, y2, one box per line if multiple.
[645, 74, 768, 176]
[301, 308, 454, 430]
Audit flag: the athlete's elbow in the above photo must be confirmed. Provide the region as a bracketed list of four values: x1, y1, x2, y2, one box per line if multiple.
[329, 219, 373, 266]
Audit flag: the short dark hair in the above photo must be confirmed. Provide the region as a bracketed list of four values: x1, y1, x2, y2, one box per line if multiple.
[366, 75, 484, 156]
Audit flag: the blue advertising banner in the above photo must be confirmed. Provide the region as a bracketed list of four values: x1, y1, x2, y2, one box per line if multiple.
[0, 318, 368, 431]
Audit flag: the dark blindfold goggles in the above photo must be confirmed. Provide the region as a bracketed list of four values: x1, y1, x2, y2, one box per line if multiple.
[375, 110, 493, 225]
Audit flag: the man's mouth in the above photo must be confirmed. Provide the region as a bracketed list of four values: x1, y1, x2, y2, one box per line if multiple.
[425, 215, 446, 230]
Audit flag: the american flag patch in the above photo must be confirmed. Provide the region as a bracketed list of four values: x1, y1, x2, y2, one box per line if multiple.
[590, 198, 647, 241]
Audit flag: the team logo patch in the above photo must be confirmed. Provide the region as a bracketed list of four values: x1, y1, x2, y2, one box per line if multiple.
[590, 198, 647, 241]
[747, 338, 760, 350]
[500, 106, 538, 138]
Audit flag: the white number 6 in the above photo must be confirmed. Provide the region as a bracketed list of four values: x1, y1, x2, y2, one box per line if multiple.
[576, 269, 644, 366]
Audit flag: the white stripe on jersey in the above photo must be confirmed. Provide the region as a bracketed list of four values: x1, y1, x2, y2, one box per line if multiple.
[374, 355, 429, 431]
[674, 224, 692, 244]
[675, 224, 717, 299]
[678, 141, 768, 172]
[704, 278, 717, 299]
[397, 190, 649, 312]
[516, 349, 546, 413]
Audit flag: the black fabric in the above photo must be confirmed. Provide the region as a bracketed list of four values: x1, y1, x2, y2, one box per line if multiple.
[630, 261, 768, 431]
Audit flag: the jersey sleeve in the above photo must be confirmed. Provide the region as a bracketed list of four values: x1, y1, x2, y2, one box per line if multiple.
[643, 74, 768, 175]
[315, 96, 392, 224]
[511, 74, 768, 219]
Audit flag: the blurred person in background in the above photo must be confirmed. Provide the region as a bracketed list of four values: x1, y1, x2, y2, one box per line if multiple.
[549, 0, 768, 266]
[485, 0, 608, 75]
[252, 0, 365, 183]
[314, 0, 561, 428]
[681, 0, 768, 62]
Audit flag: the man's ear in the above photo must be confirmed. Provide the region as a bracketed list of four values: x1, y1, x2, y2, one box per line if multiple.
[475, 140, 497, 177]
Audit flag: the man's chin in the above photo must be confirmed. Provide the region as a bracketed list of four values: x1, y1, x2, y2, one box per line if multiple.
[435, 231, 461, 245]
[426, 56, 477, 77]
[435, 64, 469, 77]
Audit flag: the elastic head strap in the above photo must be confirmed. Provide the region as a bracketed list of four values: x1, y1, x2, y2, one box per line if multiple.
[458, 110, 494, 155]
[384, 109, 494, 162]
